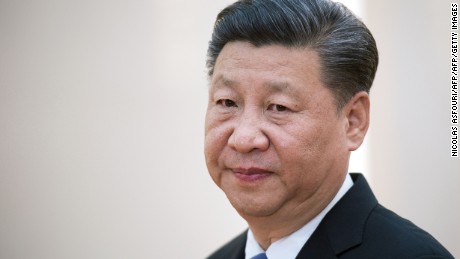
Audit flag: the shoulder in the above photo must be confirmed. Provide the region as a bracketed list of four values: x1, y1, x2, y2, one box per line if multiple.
[331, 174, 454, 258]
[207, 231, 247, 259]
[357, 204, 453, 258]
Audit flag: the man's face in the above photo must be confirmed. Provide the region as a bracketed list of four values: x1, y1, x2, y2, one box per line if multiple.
[204, 41, 351, 219]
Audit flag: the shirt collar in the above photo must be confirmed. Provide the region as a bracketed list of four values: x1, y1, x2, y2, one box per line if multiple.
[245, 173, 354, 259]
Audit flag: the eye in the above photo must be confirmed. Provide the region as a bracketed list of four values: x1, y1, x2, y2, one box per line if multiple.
[217, 99, 237, 108]
[268, 104, 288, 112]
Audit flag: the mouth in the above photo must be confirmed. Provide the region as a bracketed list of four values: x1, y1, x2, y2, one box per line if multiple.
[232, 167, 273, 182]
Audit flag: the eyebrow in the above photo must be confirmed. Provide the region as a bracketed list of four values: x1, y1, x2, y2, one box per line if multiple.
[266, 81, 291, 93]
[211, 75, 236, 88]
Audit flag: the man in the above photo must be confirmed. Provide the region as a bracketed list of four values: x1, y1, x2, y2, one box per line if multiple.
[204, 0, 453, 258]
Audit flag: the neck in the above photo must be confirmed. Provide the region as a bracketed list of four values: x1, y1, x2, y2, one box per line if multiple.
[244, 174, 346, 250]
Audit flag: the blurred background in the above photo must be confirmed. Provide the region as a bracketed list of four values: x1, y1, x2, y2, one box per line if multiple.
[0, 0, 458, 258]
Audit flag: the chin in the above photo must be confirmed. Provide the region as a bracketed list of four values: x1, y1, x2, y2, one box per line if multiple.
[229, 197, 282, 218]
[239, 209, 276, 218]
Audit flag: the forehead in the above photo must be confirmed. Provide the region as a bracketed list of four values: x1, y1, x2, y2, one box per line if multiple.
[211, 41, 323, 92]
[215, 41, 320, 70]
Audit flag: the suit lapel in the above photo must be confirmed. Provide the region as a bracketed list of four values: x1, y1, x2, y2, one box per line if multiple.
[296, 174, 378, 258]
[207, 230, 247, 259]
[226, 231, 247, 259]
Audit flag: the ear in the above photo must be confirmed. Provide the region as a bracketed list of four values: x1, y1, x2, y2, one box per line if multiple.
[342, 91, 370, 151]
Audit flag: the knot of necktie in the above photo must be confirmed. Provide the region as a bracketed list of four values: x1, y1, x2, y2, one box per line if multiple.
[251, 252, 268, 259]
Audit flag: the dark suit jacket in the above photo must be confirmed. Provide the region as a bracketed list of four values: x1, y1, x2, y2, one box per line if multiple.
[207, 173, 453, 259]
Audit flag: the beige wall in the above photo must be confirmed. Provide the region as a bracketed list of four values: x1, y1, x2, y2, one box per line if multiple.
[0, 0, 457, 258]
[0, 1, 244, 258]
[365, 0, 460, 257]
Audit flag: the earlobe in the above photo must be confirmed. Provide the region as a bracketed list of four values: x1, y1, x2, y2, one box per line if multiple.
[343, 91, 370, 151]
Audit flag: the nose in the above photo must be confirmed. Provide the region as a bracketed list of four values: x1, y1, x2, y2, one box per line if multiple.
[227, 111, 269, 153]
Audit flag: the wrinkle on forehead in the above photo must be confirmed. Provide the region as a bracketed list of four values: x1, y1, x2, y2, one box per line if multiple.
[213, 42, 322, 80]
[211, 73, 298, 97]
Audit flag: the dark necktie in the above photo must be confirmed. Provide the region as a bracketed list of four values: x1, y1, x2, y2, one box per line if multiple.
[251, 253, 268, 259]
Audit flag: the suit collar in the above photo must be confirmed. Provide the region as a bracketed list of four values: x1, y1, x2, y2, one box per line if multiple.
[297, 173, 378, 258]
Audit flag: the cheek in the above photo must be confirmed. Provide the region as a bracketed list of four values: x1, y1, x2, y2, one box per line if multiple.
[204, 134, 221, 186]
[204, 132, 219, 167]
[204, 122, 231, 174]
[279, 121, 341, 170]
[204, 113, 219, 158]
[297, 125, 347, 179]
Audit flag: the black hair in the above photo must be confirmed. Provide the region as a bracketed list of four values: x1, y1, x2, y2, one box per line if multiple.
[206, 0, 378, 109]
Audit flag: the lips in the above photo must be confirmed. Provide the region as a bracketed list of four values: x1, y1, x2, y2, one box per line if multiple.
[232, 167, 272, 182]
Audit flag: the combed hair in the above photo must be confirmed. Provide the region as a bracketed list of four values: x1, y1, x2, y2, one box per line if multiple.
[206, 0, 378, 109]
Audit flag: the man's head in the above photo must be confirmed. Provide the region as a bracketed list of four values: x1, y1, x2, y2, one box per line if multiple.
[204, 0, 377, 231]
[206, 0, 378, 110]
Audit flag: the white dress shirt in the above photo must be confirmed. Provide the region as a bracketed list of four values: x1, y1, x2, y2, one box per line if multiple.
[245, 174, 354, 259]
